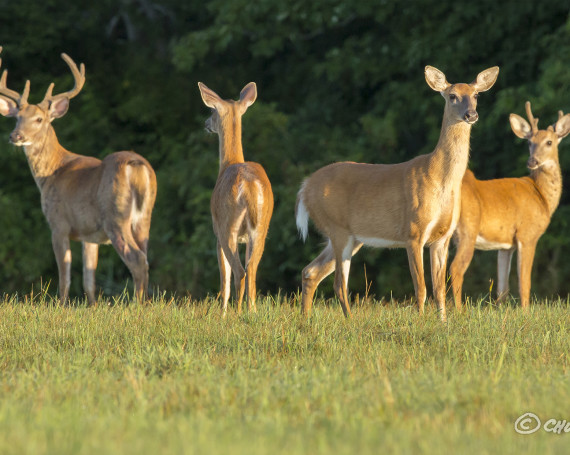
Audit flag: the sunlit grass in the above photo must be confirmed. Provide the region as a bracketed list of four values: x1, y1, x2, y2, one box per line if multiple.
[0, 291, 568, 454]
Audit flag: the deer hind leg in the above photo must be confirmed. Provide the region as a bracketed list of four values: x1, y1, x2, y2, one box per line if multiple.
[301, 239, 362, 317]
[82, 242, 99, 305]
[52, 233, 72, 305]
[245, 229, 267, 313]
[430, 237, 451, 322]
[218, 233, 245, 314]
[406, 241, 427, 315]
[106, 224, 149, 302]
[332, 234, 355, 318]
[449, 237, 476, 311]
[217, 240, 232, 314]
[496, 248, 514, 303]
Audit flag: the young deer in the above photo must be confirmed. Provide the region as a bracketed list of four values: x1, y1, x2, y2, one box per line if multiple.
[198, 82, 273, 314]
[450, 102, 570, 309]
[0, 48, 157, 304]
[296, 66, 499, 321]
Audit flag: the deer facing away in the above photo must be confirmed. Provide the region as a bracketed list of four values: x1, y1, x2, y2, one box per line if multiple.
[296, 65, 499, 321]
[0, 48, 157, 304]
[198, 82, 273, 314]
[450, 102, 570, 309]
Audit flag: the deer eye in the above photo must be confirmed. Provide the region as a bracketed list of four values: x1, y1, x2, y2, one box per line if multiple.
[547, 140, 553, 146]
[449, 94, 457, 101]
[36, 117, 43, 123]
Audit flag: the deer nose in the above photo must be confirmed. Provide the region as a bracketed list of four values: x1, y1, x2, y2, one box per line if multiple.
[464, 111, 478, 123]
[9, 131, 24, 143]
[527, 156, 540, 170]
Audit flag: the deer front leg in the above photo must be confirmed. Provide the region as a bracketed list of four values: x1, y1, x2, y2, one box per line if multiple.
[52, 233, 71, 304]
[430, 237, 450, 322]
[517, 241, 537, 310]
[82, 242, 99, 305]
[496, 248, 514, 303]
[406, 241, 427, 316]
[449, 237, 476, 311]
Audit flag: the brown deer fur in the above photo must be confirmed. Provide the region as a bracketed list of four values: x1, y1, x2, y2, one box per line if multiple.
[296, 66, 499, 321]
[450, 102, 570, 309]
[0, 49, 157, 304]
[198, 82, 273, 314]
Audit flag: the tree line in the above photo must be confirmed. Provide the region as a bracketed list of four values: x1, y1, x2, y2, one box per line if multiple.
[0, 0, 569, 302]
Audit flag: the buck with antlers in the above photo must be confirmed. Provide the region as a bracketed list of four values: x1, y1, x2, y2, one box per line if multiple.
[0, 48, 157, 304]
[198, 82, 273, 314]
[296, 65, 499, 321]
[450, 102, 570, 309]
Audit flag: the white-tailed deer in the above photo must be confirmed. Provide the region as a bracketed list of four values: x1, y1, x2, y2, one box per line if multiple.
[450, 101, 570, 309]
[296, 66, 499, 321]
[0, 48, 157, 304]
[198, 82, 273, 314]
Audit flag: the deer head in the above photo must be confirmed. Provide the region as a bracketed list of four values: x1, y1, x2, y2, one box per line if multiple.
[0, 47, 85, 147]
[198, 82, 257, 135]
[425, 66, 499, 124]
[510, 101, 570, 170]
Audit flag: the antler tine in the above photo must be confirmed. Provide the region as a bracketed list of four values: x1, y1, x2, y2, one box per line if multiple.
[558, 110, 564, 121]
[43, 53, 85, 104]
[525, 101, 539, 134]
[0, 47, 27, 104]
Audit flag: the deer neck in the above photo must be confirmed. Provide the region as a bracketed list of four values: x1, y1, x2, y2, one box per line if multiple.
[22, 126, 69, 191]
[218, 117, 245, 175]
[530, 160, 562, 216]
[428, 113, 472, 189]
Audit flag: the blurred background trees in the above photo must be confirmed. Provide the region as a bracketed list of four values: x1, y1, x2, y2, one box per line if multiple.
[1, 0, 569, 302]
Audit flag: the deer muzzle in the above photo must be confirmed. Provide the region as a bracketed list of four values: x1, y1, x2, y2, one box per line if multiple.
[463, 110, 478, 124]
[9, 130, 27, 146]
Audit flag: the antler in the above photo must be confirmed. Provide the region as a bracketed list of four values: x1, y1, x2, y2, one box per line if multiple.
[525, 101, 539, 135]
[0, 46, 31, 106]
[40, 53, 85, 107]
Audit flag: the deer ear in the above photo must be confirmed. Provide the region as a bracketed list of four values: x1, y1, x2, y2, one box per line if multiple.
[554, 114, 570, 142]
[472, 67, 499, 92]
[239, 82, 257, 111]
[425, 66, 450, 92]
[0, 95, 18, 117]
[198, 82, 223, 110]
[48, 97, 69, 120]
[509, 113, 532, 139]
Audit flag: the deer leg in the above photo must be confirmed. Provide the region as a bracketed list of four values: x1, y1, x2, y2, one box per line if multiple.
[406, 241, 426, 315]
[517, 241, 536, 310]
[497, 248, 514, 303]
[245, 229, 268, 313]
[430, 237, 451, 322]
[301, 239, 363, 317]
[217, 240, 232, 314]
[82, 242, 99, 306]
[52, 233, 72, 305]
[449, 237, 476, 311]
[219, 235, 245, 314]
[107, 227, 149, 302]
[332, 235, 354, 318]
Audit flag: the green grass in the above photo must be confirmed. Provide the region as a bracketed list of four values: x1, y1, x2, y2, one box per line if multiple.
[0, 292, 568, 454]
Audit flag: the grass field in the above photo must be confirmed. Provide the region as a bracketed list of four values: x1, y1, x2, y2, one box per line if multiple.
[0, 291, 568, 454]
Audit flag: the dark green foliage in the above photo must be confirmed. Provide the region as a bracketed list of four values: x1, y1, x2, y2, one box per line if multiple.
[0, 0, 569, 302]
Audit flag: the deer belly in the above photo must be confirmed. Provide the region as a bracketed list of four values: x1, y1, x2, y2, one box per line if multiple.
[355, 236, 406, 249]
[71, 229, 111, 245]
[475, 235, 512, 251]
